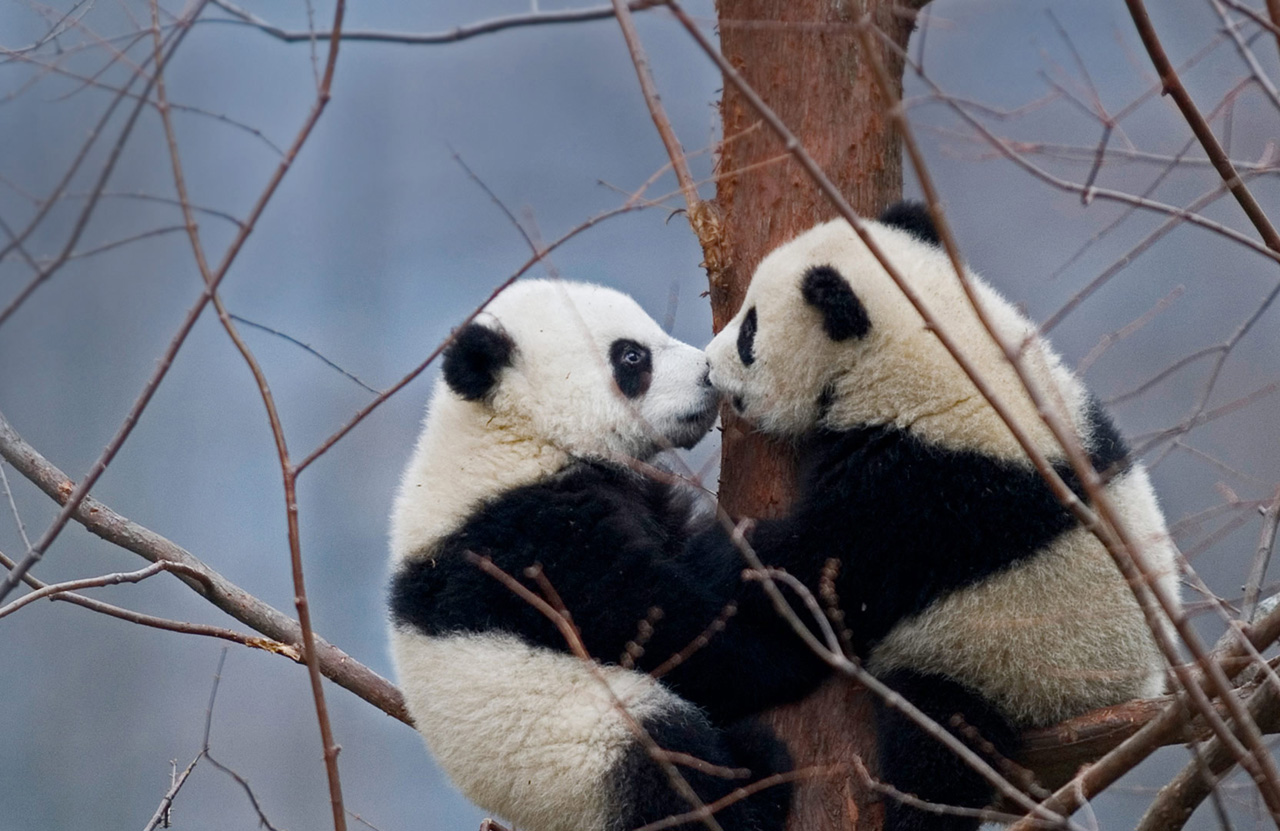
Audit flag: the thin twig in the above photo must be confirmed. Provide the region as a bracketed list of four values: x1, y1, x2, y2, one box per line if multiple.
[0, 0, 321, 605]
[206, 0, 662, 45]
[1124, 0, 1280, 254]
[141, 755, 200, 831]
[0, 10, 190, 325]
[228, 314, 383, 395]
[610, 0, 724, 279]
[1010, 595, 1280, 829]
[293, 196, 654, 475]
[0, 560, 203, 619]
[863, 15, 1280, 818]
[1245, 489, 1280, 622]
[0, 462, 32, 550]
[611, 0, 700, 212]
[467, 553, 728, 831]
[1213, 0, 1280, 113]
[148, 0, 350, 818]
[0, 547, 302, 658]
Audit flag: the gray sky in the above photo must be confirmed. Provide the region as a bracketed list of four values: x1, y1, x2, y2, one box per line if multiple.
[2, 1, 1278, 829]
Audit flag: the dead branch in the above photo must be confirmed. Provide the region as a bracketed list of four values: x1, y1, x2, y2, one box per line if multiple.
[0, 0, 351, 608]
[1244, 488, 1280, 621]
[1009, 594, 1280, 830]
[0, 560, 205, 619]
[866, 22, 1280, 814]
[206, 0, 662, 45]
[0, 6, 198, 328]
[610, 0, 725, 279]
[0, 407, 409, 725]
[467, 553, 727, 831]
[1123, 0, 1280, 254]
[294, 197, 652, 475]
[142, 754, 200, 831]
[147, 0, 349, 823]
[1136, 680, 1280, 831]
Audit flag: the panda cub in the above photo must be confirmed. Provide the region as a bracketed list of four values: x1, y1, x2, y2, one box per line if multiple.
[388, 280, 814, 831]
[705, 204, 1180, 831]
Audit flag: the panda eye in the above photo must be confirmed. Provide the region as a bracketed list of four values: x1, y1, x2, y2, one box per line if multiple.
[609, 339, 653, 399]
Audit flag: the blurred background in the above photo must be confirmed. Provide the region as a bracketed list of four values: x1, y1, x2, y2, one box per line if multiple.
[1, 1, 1278, 829]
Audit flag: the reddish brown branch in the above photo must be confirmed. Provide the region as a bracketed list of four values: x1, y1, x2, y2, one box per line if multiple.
[1009, 597, 1280, 830]
[609, 0, 725, 279]
[1136, 681, 1280, 831]
[467, 553, 727, 831]
[865, 21, 1280, 812]
[1124, 0, 1280, 254]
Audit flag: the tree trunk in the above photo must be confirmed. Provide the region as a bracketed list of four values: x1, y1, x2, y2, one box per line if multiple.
[710, 3, 924, 829]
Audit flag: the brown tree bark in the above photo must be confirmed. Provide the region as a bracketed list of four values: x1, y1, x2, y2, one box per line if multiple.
[710, 3, 925, 830]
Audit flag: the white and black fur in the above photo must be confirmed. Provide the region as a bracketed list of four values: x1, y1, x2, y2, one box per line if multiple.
[388, 281, 815, 831]
[705, 204, 1180, 831]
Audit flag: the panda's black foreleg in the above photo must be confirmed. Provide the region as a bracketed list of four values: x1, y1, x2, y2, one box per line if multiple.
[873, 670, 1020, 831]
[610, 710, 793, 831]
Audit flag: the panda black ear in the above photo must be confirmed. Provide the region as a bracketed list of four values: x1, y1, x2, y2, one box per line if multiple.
[442, 322, 515, 401]
[802, 265, 870, 341]
[878, 200, 941, 246]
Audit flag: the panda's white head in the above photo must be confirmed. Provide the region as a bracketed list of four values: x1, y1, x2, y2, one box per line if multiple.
[444, 279, 718, 457]
[392, 280, 719, 561]
[706, 204, 1083, 457]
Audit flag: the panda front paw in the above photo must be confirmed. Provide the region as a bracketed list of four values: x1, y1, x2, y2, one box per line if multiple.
[611, 709, 793, 831]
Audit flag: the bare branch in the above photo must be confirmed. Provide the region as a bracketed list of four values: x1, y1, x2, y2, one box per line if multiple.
[0, 546, 302, 658]
[1136, 681, 1280, 831]
[293, 197, 652, 475]
[0, 560, 204, 619]
[228, 314, 383, 395]
[0, 408, 409, 724]
[1124, 0, 1280, 254]
[611, 0, 725, 281]
[205, 0, 662, 45]
[141, 755, 200, 831]
[1245, 489, 1280, 622]
[466, 553, 728, 831]
[1212, 0, 1280, 113]
[0, 7, 197, 326]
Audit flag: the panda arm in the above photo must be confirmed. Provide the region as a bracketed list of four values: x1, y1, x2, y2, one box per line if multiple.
[653, 522, 832, 721]
[390, 465, 829, 721]
[390, 467, 769, 678]
[743, 426, 1091, 654]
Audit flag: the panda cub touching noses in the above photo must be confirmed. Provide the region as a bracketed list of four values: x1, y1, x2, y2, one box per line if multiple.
[388, 280, 820, 831]
[705, 203, 1181, 831]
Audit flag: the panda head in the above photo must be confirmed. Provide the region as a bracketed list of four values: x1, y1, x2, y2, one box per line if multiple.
[441, 280, 719, 461]
[706, 202, 1051, 445]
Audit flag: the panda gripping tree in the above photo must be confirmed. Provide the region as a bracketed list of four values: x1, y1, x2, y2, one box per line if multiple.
[387, 280, 824, 831]
[704, 203, 1181, 831]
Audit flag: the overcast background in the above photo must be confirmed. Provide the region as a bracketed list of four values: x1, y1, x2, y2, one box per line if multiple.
[2, 1, 1278, 829]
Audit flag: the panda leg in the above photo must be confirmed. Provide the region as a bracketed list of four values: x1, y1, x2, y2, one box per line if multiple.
[612, 711, 794, 831]
[873, 670, 1020, 831]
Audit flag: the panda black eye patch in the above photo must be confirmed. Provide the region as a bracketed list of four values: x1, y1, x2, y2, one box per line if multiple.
[609, 339, 653, 398]
[737, 307, 757, 366]
[801, 265, 870, 341]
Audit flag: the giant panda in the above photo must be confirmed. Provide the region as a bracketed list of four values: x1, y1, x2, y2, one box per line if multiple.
[703, 204, 1181, 831]
[387, 280, 821, 831]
